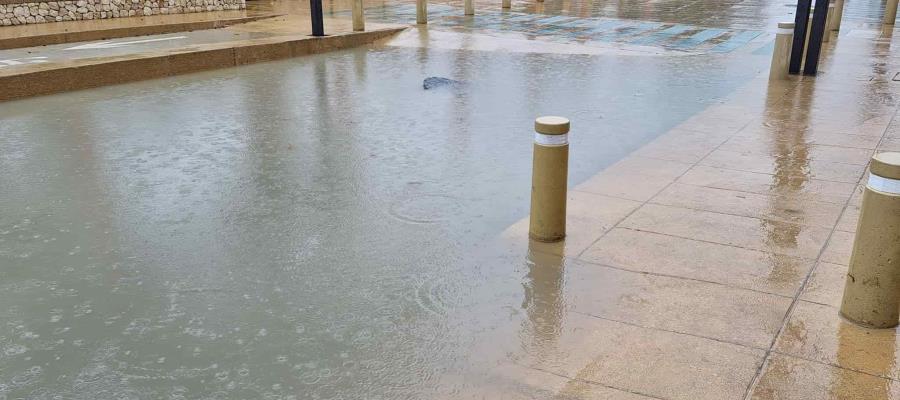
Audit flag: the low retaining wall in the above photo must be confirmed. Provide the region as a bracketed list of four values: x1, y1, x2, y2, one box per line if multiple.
[0, 0, 244, 26]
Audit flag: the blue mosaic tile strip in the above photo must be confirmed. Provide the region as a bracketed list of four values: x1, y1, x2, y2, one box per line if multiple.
[710, 30, 763, 53]
[671, 28, 727, 49]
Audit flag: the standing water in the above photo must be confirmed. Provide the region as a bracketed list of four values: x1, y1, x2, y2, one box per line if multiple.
[0, 41, 766, 398]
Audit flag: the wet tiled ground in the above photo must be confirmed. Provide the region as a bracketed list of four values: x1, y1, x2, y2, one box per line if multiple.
[492, 20, 900, 399]
[330, 4, 765, 52]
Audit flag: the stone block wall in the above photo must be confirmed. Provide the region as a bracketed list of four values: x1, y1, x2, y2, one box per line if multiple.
[0, 0, 244, 26]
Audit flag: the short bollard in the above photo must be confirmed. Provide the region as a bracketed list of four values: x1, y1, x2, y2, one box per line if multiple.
[769, 22, 794, 81]
[352, 0, 365, 31]
[886, 0, 899, 25]
[529, 116, 570, 242]
[840, 153, 900, 328]
[416, 0, 427, 24]
[502, 0, 510, 9]
[465, 0, 474, 15]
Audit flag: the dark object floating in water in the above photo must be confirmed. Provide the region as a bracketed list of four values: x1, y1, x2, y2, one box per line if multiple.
[423, 77, 464, 90]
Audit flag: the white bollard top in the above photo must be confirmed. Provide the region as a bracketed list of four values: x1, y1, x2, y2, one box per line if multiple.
[535, 116, 570, 135]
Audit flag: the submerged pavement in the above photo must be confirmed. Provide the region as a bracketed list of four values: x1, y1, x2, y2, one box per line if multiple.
[3, 0, 900, 399]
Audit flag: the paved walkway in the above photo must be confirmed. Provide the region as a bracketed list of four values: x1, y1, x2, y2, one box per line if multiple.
[490, 23, 900, 400]
[0, 14, 404, 100]
[337, 3, 766, 54]
[0, 15, 399, 73]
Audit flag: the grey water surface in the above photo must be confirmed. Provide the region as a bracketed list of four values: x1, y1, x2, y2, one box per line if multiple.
[0, 43, 766, 398]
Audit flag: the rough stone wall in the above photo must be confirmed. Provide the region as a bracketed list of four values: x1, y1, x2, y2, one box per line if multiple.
[0, 0, 244, 26]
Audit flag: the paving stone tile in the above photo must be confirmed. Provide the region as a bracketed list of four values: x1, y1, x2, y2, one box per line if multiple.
[518, 311, 766, 400]
[501, 192, 640, 257]
[630, 129, 730, 164]
[620, 203, 832, 259]
[800, 262, 848, 308]
[650, 183, 844, 229]
[437, 359, 661, 400]
[575, 171, 674, 202]
[821, 230, 854, 266]
[580, 227, 814, 296]
[566, 260, 791, 348]
[718, 137, 875, 165]
[751, 353, 900, 400]
[774, 301, 900, 381]
[700, 149, 868, 183]
[734, 129, 881, 150]
[835, 185, 865, 232]
[602, 156, 694, 179]
[677, 165, 856, 205]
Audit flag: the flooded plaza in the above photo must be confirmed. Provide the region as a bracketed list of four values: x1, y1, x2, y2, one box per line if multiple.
[2, 0, 900, 398]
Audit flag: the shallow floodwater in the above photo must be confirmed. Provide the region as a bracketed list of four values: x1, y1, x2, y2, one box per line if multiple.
[0, 43, 766, 398]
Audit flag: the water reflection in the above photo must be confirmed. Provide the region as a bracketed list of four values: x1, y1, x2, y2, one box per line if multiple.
[761, 79, 811, 284]
[830, 321, 898, 398]
[520, 241, 566, 361]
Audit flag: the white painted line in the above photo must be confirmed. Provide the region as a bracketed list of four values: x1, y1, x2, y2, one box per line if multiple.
[535, 133, 568, 146]
[868, 174, 900, 194]
[65, 36, 188, 50]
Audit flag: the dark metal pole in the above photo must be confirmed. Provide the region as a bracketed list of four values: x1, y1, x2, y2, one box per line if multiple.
[310, 0, 325, 36]
[789, 0, 812, 74]
[803, 0, 830, 75]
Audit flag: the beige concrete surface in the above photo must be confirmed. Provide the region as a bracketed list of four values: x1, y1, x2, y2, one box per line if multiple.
[0, 15, 405, 100]
[496, 23, 900, 399]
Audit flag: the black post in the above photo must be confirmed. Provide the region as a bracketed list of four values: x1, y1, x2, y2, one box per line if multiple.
[789, 0, 812, 74]
[310, 0, 325, 36]
[803, 0, 830, 75]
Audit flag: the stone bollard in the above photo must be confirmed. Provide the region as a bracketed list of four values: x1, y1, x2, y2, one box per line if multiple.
[840, 153, 900, 328]
[770, 22, 794, 81]
[416, 0, 427, 24]
[352, 0, 365, 31]
[529, 116, 570, 242]
[887, 0, 899, 25]
[465, 0, 474, 15]
[833, 0, 845, 31]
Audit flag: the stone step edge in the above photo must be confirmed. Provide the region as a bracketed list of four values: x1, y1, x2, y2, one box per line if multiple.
[0, 13, 281, 50]
[0, 25, 407, 102]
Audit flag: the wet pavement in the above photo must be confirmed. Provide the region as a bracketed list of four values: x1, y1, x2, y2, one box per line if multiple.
[3, 0, 900, 399]
[0, 16, 401, 74]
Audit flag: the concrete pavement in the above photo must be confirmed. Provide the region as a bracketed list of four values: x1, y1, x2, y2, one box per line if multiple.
[494, 23, 900, 400]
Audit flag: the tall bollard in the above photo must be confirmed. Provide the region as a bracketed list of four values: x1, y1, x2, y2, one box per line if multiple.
[465, 0, 474, 15]
[887, 0, 899, 25]
[770, 22, 794, 81]
[840, 153, 900, 328]
[416, 0, 427, 24]
[529, 116, 570, 242]
[352, 0, 365, 31]
[801, 12, 813, 68]
[833, 0, 845, 31]
[823, 2, 834, 42]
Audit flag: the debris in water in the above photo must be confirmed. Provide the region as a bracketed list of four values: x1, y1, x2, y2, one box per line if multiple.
[423, 77, 464, 90]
